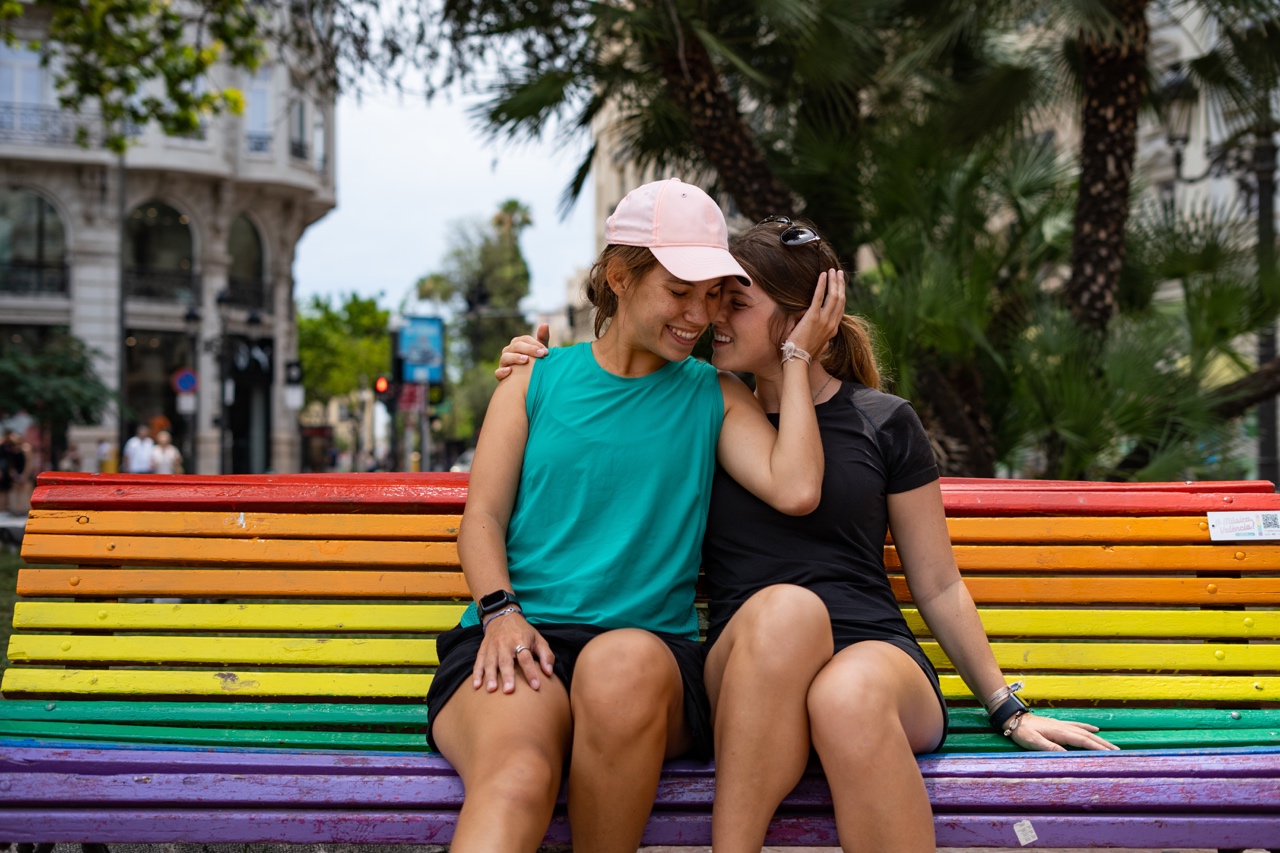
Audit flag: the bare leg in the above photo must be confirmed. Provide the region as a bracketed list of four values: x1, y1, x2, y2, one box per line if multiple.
[432, 672, 573, 853]
[807, 641, 945, 853]
[566, 628, 691, 853]
[704, 584, 833, 853]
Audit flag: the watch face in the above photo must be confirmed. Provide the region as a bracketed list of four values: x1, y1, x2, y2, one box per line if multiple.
[479, 590, 511, 613]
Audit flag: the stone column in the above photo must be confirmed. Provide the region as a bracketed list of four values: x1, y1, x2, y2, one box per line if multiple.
[196, 251, 231, 474]
[270, 250, 300, 473]
[66, 178, 125, 472]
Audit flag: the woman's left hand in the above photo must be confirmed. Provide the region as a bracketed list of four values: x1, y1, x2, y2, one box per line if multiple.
[1009, 713, 1119, 751]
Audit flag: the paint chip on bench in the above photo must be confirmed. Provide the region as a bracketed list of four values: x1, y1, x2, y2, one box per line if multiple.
[1208, 511, 1280, 540]
[1013, 819, 1038, 846]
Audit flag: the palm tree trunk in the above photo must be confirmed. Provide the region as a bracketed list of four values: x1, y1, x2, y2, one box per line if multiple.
[654, 30, 794, 221]
[1065, 0, 1150, 334]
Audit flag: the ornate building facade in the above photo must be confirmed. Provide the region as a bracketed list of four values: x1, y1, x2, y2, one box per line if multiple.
[0, 40, 335, 474]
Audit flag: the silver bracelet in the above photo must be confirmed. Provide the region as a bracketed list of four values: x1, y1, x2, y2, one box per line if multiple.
[780, 340, 812, 365]
[1002, 709, 1030, 737]
[482, 606, 521, 633]
[984, 680, 1024, 715]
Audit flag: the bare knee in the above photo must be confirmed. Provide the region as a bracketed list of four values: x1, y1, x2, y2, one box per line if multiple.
[572, 630, 680, 743]
[808, 668, 903, 757]
[464, 747, 562, 812]
[728, 585, 832, 671]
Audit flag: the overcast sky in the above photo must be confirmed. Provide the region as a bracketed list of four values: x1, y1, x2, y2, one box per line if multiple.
[293, 88, 597, 317]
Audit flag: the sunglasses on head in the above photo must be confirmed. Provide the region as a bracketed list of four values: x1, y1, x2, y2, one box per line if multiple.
[759, 215, 822, 247]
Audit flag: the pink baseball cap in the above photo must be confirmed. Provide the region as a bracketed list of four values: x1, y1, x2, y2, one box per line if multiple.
[605, 178, 752, 285]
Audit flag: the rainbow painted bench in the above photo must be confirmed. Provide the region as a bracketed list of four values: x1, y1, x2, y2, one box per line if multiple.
[2, 472, 1280, 850]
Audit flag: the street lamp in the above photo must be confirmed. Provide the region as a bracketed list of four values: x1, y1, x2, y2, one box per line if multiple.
[1160, 65, 1279, 488]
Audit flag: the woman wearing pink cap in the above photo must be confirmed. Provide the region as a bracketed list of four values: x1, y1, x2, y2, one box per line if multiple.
[426, 178, 845, 853]
[500, 215, 1117, 850]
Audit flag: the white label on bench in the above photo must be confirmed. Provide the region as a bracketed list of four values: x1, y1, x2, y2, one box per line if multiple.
[1208, 511, 1280, 540]
[1013, 819, 1038, 846]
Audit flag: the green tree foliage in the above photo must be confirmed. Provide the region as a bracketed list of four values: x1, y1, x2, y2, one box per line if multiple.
[0, 332, 112, 429]
[296, 292, 390, 404]
[416, 200, 533, 440]
[2, 0, 263, 152]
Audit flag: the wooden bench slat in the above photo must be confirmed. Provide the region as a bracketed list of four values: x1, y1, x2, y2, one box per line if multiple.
[905, 607, 1280, 638]
[15, 602, 1280, 639]
[17, 569, 470, 598]
[26, 510, 1229, 544]
[890, 575, 1280, 604]
[25, 511, 462, 540]
[12, 634, 1279, 673]
[6, 668, 1276, 701]
[20, 534, 460, 568]
[20, 567, 1280, 603]
[7, 769, 1280, 811]
[8, 636, 440, 666]
[940, 478, 1274, 493]
[939, 491, 1280, 516]
[14, 602, 468, 632]
[0, 668, 434, 697]
[889, 544, 1280, 571]
[0, 700, 430, 726]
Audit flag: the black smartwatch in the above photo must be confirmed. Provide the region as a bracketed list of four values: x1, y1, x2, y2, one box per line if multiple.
[479, 589, 520, 616]
[988, 692, 1029, 734]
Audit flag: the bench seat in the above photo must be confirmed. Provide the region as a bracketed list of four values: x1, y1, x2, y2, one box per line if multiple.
[4, 472, 1280, 850]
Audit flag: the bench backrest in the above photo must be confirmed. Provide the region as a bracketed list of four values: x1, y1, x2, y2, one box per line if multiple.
[6, 473, 1280, 753]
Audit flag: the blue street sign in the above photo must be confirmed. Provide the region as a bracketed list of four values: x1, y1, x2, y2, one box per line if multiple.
[400, 316, 445, 385]
[171, 367, 199, 394]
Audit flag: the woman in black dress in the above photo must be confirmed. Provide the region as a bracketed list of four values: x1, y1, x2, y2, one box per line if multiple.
[498, 216, 1117, 852]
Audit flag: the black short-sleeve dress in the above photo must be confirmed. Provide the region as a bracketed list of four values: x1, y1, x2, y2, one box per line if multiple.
[702, 380, 949, 749]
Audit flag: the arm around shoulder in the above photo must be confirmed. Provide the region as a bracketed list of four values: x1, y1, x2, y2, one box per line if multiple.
[715, 369, 823, 516]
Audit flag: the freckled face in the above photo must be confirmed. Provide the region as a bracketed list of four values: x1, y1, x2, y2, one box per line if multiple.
[617, 264, 724, 362]
[711, 278, 782, 374]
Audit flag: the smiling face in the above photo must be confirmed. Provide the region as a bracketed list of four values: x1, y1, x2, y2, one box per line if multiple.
[711, 277, 785, 374]
[612, 261, 725, 363]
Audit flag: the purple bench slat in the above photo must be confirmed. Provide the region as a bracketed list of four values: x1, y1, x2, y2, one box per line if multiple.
[4, 771, 1278, 813]
[8, 744, 1280, 778]
[2, 810, 1280, 848]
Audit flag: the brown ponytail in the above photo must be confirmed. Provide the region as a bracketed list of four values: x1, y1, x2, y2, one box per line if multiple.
[585, 245, 659, 338]
[729, 221, 881, 389]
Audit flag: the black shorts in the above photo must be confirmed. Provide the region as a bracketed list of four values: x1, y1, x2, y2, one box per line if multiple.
[425, 622, 713, 759]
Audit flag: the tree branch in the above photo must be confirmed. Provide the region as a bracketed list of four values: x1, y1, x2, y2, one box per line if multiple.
[1212, 356, 1280, 419]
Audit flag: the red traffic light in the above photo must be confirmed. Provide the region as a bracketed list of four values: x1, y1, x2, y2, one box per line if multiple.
[375, 376, 389, 394]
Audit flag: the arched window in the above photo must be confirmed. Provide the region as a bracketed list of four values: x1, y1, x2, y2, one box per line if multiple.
[227, 214, 267, 310]
[124, 202, 195, 303]
[0, 188, 68, 295]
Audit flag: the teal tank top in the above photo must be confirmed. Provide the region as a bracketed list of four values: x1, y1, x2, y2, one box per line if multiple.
[460, 342, 723, 639]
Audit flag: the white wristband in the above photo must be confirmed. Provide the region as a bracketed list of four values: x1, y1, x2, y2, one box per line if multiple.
[780, 340, 812, 365]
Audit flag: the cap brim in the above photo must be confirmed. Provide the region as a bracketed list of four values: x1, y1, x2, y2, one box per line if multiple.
[651, 245, 752, 286]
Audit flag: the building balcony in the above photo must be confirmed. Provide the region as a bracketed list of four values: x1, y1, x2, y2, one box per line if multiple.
[0, 260, 69, 295]
[224, 276, 271, 311]
[290, 139, 309, 161]
[124, 266, 197, 304]
[0, 103, 102, 148]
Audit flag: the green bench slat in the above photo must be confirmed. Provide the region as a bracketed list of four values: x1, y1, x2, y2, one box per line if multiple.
[0, 700, 428, 727]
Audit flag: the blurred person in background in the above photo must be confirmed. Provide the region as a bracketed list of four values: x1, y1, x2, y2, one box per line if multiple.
[151, 430, 183, 475]
[122, 425, 155, 474]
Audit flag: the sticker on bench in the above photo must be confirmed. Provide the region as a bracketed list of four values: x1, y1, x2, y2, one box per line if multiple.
[1208, 511, 1280, 540]
[1013, 819, 1038, 846]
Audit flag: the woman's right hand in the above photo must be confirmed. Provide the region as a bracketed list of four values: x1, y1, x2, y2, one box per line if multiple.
[472, 610, 556, 693]
[494, 324, 551, 380]
[784, 269, 845, 359]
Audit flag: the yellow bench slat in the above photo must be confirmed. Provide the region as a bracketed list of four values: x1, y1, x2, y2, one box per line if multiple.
[4, 668, 1273, 701]
[14, 602, 468, 632]
[8, 635, 439, 666]
[25, 510, 462, 541]
[0, 668, 433, 698]
[902, 608, 1280, 639]
[11, 634, 1277, 673]
[20, 534, 459, 568]
[923, 641, 1280, 673]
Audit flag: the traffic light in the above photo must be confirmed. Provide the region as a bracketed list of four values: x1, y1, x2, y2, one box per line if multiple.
[428, 383, 445, 405]
[375, 375, 398, 408]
